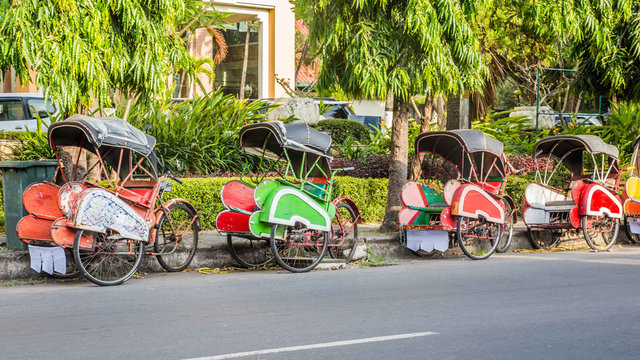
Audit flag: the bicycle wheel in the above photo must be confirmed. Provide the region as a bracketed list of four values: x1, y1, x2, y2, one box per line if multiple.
[328, 202, 359, 262]
[495, 202, 514, 253]
[528, 229, 561, 250]
[624, 217, 640, 244]
[73, 230, 145, 286]
[582, 215, 619, 251]
[456, 216, 501, 260]
[270, 224, 328, 273]
[155, 202, 199, 272]
[50, 248, 80, 279]
[227, 235, 274, 267]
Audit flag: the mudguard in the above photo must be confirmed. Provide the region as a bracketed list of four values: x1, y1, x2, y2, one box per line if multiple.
[68, 188, 150, 241]
[450, 184, 504, 224]
[578, 183, 622, 218]
[259, 186, 334, 232]
[502, 195, 517, 222]
[332, 196, 361, 219]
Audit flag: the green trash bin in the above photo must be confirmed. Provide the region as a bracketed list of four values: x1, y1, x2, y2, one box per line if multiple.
[0, 160, 58, 250]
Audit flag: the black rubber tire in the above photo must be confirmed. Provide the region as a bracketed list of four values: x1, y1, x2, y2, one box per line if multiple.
[528, 229, 561, 250]
[624, 217, 640, 244]
[495, 202, 514, 253]
[227, 235, 274, 268]
[155, 202, 199, 272]
[582, 215, 619, 251]
[270, 224, 328, 273]
[49, 248, 81, 279]
[456, 217, 501, 260]
[328, 202, 359, 262]
[73, 230, 145, 286]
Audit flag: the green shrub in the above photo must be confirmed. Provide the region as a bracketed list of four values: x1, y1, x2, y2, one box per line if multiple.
[128, 90, 274, 175]
[316, 119, 370, 144]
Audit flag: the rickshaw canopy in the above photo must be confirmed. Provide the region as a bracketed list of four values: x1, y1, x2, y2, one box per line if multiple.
[239, 121, 332, 177]
[533, 135, 618, 175]
[415, 130, 506, 179]
[48, 114, 158, 177]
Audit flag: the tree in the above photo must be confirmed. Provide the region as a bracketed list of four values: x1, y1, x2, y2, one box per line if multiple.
[570, 0, 640, 102]
[295, 0, 487, 231]
[0, 0, 222, 114]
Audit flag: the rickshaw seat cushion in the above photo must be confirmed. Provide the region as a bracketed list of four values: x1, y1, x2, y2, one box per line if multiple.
[122, 180, 157, 188]
[121, 188, 153, 205]
[473, 181, 502, 194]
[303, 183, 327, 198]
[544, 200, 575, 210]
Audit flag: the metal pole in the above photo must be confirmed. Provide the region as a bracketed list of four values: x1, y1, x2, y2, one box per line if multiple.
[535, 68, 540, 134]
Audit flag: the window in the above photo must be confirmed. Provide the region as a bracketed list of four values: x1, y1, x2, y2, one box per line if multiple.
[0, 100, 24, 121]
[26, 98, 56, 119]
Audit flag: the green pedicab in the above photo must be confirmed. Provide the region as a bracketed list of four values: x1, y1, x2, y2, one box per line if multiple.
[216, 121, 360, 272]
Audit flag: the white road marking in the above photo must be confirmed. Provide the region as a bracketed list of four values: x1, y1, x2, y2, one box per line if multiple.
[183, 331, 439, 360]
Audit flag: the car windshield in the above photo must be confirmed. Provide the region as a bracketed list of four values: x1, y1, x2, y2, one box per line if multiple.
[322, 104, 352, 119]
[26, 98, 56, 119]
[0, 100, 24, 121]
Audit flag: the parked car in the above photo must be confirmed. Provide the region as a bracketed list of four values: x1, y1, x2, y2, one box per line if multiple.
[0, 93, 59, 131]
[252, 97, 356, 120]
[554, 114, 604, 128]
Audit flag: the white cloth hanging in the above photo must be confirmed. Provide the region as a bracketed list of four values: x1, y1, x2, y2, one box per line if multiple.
[28, 245, 66, 275]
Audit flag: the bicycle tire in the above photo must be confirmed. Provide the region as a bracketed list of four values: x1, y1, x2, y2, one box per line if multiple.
[328, 202, 359, 262]
[155, 202, 199, 272]
[270, 224, 328, 273]
[582, 215, 618, 251]
[227, 235, 274, 268]
[495, 202, 514, 253]
[456, 216, 501, 260]
[73, 230, 145, 286]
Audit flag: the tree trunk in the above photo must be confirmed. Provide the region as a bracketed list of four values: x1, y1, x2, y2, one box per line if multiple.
[409, 95, 434, 180]
[379, 97, 410, 233]
[436, 95, 445, 129]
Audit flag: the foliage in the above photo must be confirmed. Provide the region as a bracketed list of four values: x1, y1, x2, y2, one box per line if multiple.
[127, 90, 272, 175]
[471, 112, 539, 155]
[0, 0, 220, 113]
[10, 119, 55, 161]
[296, 0, 488, 101]
[333, 128, 391, 161]
[596, 102, 640, 164]
[332, 155, 390, 179]
[570, 1, 640, 100]
[316, 119, 370, 143]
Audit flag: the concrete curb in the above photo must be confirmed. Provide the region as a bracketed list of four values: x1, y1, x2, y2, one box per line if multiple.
[0, 222, 630, 280]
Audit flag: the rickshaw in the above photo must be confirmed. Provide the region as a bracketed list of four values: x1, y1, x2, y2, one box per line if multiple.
[215, 121, 360, 273]
[17, 114, 199, 286]
[523, 135, 622, 251]
[622, 135, 640, 243]
[398, 130, 515, 260]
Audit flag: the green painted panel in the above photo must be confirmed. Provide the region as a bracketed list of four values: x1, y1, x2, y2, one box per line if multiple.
[248, 211, 281, 238]
[254, 180, 282, 208]
[422, 184, 446, 206]
[260, 186, 331, 231]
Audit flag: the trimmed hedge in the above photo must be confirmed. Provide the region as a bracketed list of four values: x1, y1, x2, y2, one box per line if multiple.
[315, 119, 370, 143]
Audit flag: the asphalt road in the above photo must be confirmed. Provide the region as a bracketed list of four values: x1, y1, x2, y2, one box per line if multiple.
[1, 247, 640, 360]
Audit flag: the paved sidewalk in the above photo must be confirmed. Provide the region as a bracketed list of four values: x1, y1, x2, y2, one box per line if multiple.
[0, 222, 625, 280]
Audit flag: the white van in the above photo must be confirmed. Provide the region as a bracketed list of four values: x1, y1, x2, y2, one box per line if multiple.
[0, 93, 59, 131]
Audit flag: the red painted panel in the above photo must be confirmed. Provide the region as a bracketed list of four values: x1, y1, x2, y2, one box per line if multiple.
[572, 180, 587, 204]
[216, 210, 251, 233]
[401, 181, 429, 208]
[22, 182, 63, 220]
[451, 184, 504, 223]
[398, 207, 421, 226]
[221, 180, 257, 213]
[17, 215, 54, 244]
[578, 183, 622, 217]
[570, 206, 580, 228]
[440, 207, 456, 231]
[50, 217, 93, 248]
